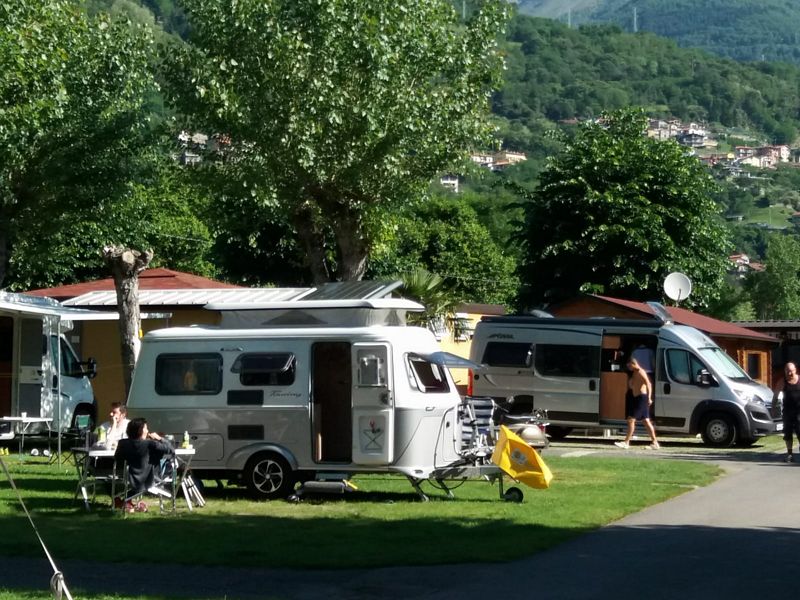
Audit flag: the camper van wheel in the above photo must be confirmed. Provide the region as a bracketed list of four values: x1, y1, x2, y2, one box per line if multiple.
[700, 413, 737, 447]
[503, 487, 524, 503]
[546, 426, 572, 441]
[244, 453, 295, 500]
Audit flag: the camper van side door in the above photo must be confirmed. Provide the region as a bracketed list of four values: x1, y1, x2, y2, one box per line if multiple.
[352, 343, 394, 465]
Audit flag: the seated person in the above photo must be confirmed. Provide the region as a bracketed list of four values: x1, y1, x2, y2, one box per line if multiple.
[99, 402, 129, 446]
[114, 418, 174, 503]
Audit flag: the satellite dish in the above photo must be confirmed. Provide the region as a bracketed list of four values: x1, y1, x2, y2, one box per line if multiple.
[663, 272, 692, 303]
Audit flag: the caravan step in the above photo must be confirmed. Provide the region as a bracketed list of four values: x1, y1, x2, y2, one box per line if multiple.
[292, 479, 358, 499]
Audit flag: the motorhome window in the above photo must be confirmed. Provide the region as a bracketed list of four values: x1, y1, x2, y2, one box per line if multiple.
[534, 345, 599, 378]
[482, 342, 533, 368]
[357, 349, 387, 387]
[665, 350, 706, 385]
[406, 355, 450, 393]
[155, 354, 222, 395]
[698, 347, 750, 380]
[231, 353, 296, 386]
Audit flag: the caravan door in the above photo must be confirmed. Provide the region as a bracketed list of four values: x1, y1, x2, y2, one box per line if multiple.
[351, 343, 394, 465]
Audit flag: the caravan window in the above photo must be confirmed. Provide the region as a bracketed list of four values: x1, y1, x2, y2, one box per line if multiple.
[155, 353, 222, 395]
[482, 342, 533, 368]
[406, 355, 450, 393]
[231, 353, 296, 386]
[534, 344, 600, 378]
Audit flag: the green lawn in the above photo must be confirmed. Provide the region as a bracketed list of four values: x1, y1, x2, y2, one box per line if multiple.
[0, 455, 718, 570]
[743, 203, 794, 227]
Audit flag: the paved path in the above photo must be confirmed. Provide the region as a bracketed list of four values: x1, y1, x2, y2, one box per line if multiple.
[2, 453, 797, 599]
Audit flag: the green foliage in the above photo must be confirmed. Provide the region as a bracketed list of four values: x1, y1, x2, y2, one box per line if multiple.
[745, 234, 800, 319]
[6, 163, 217, 289]
[518, 108, 732, 309]
[522, 0, 800, 67]
[163, 0, 509, 282]
[368, 196, 519, 306]
[0, 0, 158, 287]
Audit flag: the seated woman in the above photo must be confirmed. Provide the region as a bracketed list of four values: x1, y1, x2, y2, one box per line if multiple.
[114, 418, 174, 511]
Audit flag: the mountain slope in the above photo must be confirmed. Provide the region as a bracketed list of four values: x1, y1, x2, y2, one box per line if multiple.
[518, 0, 800, 65]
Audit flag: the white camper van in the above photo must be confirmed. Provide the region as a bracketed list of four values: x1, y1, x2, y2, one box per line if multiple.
[469, 313, 781, 447]
[0, 292, 113, 434]
[126, 299, 478, 499]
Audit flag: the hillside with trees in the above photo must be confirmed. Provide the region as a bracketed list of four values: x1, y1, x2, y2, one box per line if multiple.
[518, 0, 800, 65]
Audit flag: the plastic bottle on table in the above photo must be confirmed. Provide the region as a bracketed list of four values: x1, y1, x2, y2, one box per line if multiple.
[182, 431, 190, 449]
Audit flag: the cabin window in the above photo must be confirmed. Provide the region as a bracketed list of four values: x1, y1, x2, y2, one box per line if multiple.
[746, 352, 762, 381]
[155, 353, 222, 395]
[534, 344, 600, 378]
[231, 353, 296, 386]
[406, 355, 450, 393]
[665, 349, 706, 385]
[481, 342, 533, 368]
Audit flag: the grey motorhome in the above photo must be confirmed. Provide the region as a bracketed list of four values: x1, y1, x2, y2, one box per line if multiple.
[126, 299, 480, 499]
[0, 292, 114, 434]
[469, 314, 781, 447]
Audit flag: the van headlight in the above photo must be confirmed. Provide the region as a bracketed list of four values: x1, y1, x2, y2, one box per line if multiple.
[734, 389, 757, 404]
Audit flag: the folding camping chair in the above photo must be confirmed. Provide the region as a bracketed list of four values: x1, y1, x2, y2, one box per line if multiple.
[111, 459, 173, 516]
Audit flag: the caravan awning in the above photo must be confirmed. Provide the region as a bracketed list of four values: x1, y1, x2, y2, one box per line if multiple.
[0, 294, 119, 320]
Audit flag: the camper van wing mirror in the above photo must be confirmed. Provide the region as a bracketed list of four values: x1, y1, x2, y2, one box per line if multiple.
[81, 358, 98, 379]
[695, 369, 717, 387]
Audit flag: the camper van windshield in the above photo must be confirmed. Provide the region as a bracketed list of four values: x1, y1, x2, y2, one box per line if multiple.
[698, 347, 750, 381]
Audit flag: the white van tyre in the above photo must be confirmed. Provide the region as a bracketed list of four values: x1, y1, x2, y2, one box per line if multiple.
[700, 413, 737, 447]
[244, 453, 295, 500]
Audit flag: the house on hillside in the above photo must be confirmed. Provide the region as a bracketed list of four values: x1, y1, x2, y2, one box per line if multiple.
[548, 294, 778, 386]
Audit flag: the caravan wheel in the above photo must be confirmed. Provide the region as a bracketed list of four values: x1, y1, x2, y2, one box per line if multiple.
[244, 453, 295, 500]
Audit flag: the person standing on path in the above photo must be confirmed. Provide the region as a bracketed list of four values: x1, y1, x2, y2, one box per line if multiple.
[773, 361, 800, 462]
[615, 357, 660, 450]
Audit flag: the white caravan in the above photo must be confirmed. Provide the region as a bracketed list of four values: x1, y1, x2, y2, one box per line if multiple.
[126, 299, 481, 499]
[469, 312, 781, 447]
[0, 292, 114, 435]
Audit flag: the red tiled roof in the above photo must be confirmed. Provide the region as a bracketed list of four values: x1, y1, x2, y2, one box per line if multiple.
[26, 268, 241, 301]
[592, 295, 778, 342]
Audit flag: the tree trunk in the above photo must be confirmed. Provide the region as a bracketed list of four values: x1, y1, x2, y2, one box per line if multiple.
[102, 246, 153, 398]
[292, 203, 331, 284]
[333, 215, 368, 281]
[330, 201, 369, 281]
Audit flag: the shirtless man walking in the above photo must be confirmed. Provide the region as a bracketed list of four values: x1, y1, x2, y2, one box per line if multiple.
[615, 357, 660, 450]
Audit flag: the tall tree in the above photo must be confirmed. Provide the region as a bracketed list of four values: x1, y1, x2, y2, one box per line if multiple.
[518, 108, 732, 309]
[0, 1, 156, 287]
[163, 0, 509, 283]
[745, 234, 800, 319]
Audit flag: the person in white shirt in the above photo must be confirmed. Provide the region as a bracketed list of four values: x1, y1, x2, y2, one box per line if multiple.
[99, 403, 129, 446]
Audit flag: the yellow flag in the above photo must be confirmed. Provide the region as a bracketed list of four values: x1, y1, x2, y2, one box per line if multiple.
[491, 425, 553, 489]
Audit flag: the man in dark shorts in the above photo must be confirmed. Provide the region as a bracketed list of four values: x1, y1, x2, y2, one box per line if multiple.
[615, 357, 660, 450]
[773, 362, 800, 462]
